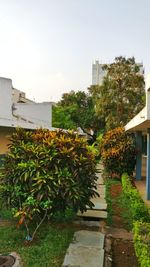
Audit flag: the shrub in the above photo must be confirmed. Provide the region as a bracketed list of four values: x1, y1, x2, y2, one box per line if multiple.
[3, 128, 98, 241]
[100, 127, 136, 177]
[121, 173, 150, 223]
[133, 221, 150, 267]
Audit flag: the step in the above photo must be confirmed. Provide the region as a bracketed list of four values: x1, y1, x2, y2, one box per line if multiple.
[62, 230, 105, 267]
[92, 195, 106, 202]
[77, 210, 107, 219]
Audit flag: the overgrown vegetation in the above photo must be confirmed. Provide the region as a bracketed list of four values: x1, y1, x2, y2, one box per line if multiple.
[100, 127, 136, 177]
[121, 173, 150, 223]
[2, 128, 98, 241]
[133, 221, 150, 267]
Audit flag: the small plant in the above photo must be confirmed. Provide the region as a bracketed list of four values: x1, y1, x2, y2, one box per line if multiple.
[3, 128, 98, 242]
[100, 127, 136, 177]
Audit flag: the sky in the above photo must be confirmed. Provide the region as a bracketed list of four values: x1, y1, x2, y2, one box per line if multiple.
[0, 0, 150, 102]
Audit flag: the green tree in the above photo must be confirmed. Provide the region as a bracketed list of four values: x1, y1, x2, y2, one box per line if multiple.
[53, 90, 104, 141]
[52, 105, 76, 130]
[89, 57, 145, 130]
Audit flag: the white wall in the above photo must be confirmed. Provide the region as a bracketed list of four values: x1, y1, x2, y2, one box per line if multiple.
[13, 102, 52, 127]
[0, 78, 12, 119]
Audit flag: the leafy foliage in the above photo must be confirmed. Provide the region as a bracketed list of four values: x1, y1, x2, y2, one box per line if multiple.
[89, 56, 145, 130]
[52, 90, 104, 141]
[3, 128, 98, 240]
[100, 127, 136, 176]
[121, 173, 150, 222]
[52, 105, 76, 130]
[133, 221, 150, 267]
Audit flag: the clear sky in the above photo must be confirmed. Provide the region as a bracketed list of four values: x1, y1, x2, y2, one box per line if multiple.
[0, 0, 150, 102]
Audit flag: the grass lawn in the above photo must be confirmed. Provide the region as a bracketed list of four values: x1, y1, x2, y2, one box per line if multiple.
[0, 221, 74, 267]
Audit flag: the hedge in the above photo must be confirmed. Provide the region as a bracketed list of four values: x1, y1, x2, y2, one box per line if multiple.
[121, 173, 150, 222]
[121, 173, 150, 266]
[133, 221, 150, 267]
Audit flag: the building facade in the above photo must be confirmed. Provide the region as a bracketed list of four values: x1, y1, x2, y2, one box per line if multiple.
[92, 61, 107, 85]
[0, 77, 54, 157]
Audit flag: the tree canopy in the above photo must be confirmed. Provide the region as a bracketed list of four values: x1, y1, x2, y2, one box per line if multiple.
[52, 90, 104, 141]
[89, 56, 145, 130]
[53, 56, 145, 136]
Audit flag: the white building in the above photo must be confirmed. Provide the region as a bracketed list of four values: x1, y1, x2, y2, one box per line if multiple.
[0, 77, 55, 155]
[92, 61, 107, 85]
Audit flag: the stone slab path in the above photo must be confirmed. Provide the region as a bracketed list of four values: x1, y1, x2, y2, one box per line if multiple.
[62, 230, 105, 267]
[77, 163, 107, 219]
[62, 163, 106, 267]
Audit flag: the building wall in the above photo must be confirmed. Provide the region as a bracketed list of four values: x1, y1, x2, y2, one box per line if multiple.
[13, 102, 52, 127]
[0, 127, 13, 154]
[12, 88, 34, 103]
[0, 78, 12, 119]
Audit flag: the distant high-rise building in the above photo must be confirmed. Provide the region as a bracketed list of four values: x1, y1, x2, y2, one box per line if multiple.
[92, 61, 107, 85]
[92, 60, 144, 85]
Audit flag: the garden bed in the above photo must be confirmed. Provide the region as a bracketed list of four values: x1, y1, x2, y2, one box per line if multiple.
[105, 179, 139, 267]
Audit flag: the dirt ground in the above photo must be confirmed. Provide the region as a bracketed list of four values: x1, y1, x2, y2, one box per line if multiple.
[109, 183, 139, 267]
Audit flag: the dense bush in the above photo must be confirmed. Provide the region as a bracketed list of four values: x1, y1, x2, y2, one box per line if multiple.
[121, 173, 150, 222]
[3, 128, 98, 240]
[133, 221, 150, 267]
[100, 127, 136, 177]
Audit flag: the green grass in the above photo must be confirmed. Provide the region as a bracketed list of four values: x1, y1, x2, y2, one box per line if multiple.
[0, 222, 74, 267]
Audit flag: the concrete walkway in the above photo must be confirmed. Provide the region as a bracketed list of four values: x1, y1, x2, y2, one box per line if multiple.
[62, 163, 106, 267]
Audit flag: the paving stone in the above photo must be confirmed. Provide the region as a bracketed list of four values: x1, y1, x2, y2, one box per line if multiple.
[97, 178, 104, 185]
[77, 210, 107, 219]
[73, 230, 104, 248]
[96, 172, 102, 178]
[86, 202, 107, 210]
[92, 196, 106, 203]
[96, 163, 104, 170]
[96, 185, 106, 195]
[62, 245, 104, 267]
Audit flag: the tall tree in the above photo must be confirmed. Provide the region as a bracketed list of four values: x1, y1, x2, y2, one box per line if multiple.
[52, 90, 104, 141]
[89, 57, 145, 130]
